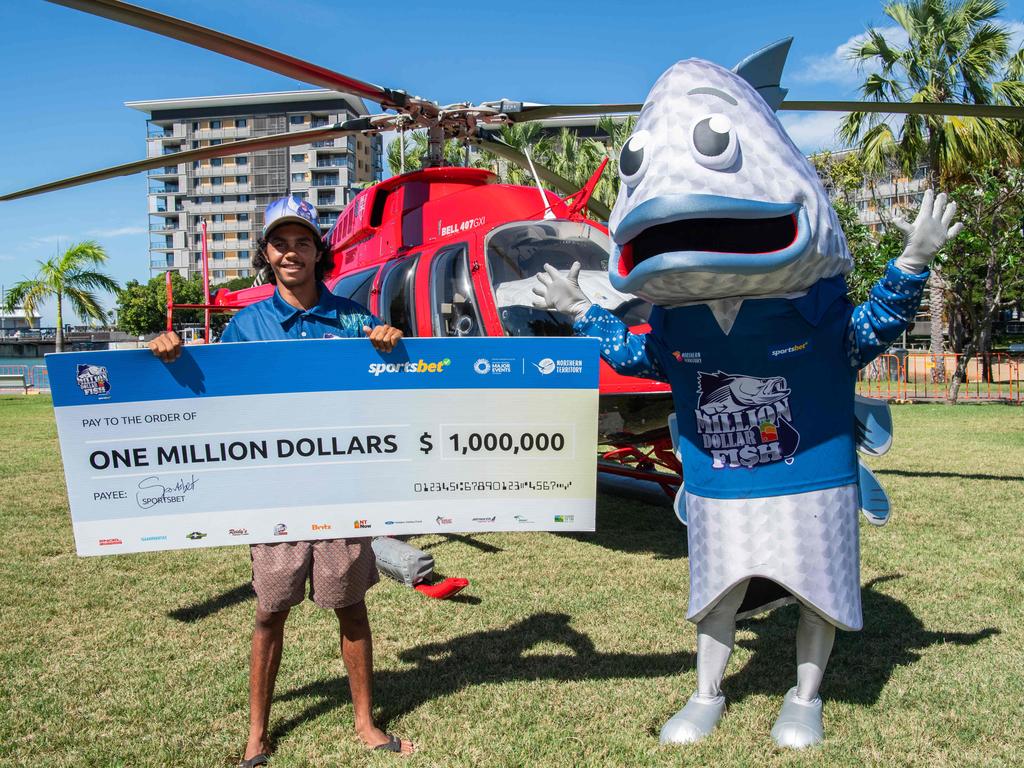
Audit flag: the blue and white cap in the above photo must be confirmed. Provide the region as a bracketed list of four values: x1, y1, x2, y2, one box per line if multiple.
[263, 196, 320, 238]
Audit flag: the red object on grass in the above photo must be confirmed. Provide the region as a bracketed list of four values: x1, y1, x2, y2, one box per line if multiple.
[414, 577, 470, 600]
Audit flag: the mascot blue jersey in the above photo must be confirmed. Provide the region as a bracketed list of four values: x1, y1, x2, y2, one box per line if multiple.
[575, 261, 928, 500]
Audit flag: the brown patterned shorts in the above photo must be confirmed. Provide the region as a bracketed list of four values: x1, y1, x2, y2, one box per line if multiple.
[250, 537, 379, 612]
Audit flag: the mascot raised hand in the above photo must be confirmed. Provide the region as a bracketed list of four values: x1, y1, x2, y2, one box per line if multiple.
[533, 39, 960, 749]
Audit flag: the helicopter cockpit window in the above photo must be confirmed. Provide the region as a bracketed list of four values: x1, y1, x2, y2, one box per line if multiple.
[379, 256, 418, 335]
[484, 220, 651, 337]
[329, 266, 377, 310]
[430, 245, 482, 337]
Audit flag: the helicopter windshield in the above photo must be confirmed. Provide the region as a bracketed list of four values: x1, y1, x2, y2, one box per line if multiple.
[485, 220, 651, 337]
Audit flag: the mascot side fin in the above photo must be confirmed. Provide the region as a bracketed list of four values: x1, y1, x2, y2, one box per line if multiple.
[854, 394, 894, 456]
[733, 37, 793, 112]
[858, 460, 890, 527]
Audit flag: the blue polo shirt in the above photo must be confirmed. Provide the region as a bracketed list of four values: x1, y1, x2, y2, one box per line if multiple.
[220, 283, 380, 343]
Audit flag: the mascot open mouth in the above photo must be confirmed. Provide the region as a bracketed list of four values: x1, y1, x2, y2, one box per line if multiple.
[608, 193, 812, 293]
[619, 213, 799, 276]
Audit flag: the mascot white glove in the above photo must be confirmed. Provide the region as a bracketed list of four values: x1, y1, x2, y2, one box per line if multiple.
[532, 262, 593, 322]
[893, 189, 963, 274]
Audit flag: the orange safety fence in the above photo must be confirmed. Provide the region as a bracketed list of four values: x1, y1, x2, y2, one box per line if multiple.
[857, 352, 1023, 403]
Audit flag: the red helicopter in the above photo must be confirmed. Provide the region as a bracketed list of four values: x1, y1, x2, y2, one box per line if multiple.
[8, 0, 1020, 498]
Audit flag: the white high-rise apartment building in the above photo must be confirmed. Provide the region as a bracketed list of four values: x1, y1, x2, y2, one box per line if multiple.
[127, 90, 383, 280]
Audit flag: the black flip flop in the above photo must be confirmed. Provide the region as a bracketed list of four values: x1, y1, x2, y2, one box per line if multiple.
[373, 733, 405, 753]
[238, 754, 269, 768]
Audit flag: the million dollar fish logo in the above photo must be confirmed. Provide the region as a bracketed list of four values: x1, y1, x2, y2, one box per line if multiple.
[694, 371, 800, 469]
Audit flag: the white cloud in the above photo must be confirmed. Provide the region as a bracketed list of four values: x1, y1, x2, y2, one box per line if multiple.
[779, 112, 849, 154]
[87, 226, 146, 237]
[1008, 20, 1024, 51]
[792, 26, 908, 86]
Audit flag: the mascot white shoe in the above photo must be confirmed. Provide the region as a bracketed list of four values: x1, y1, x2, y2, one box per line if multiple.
[533, 38, 960, 748]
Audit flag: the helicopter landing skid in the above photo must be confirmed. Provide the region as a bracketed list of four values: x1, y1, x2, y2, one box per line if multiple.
[598, 427, 682, 500]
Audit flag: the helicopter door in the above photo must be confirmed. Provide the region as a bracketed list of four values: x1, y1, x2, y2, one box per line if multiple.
[378, 255, 419, 335]
[429, 244, 482, 337]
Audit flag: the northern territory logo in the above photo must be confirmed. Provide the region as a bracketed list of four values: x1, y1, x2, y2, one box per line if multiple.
[695, 371, 800, 470]
[76, 364, 111, 397]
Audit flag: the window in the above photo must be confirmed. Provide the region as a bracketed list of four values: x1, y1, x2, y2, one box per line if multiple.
[238, 232, 250, 241]
[238, 213, 249, 221]
[239, 269, 250, 278]
[213, 233, 225, 241]
[236, 175, 249, 184]
[291, 172, 305, 182]
[291, 153, 305, 162]
[236, 156, 248, 165]
[290, 115, 305, 125]
[213, 251, 225, 260]
[210, 119, 222, 129]
[211, 176, 223, 185]
[210, 138, 222, 146]
[331, 267, 377, 310]
[211, 157, 223, 167]
[430, 245, 482, 337]
[238, 251, 250, 261]
[191, 121, 199, 131]
[212, 214, 225, 223]
[191, 141, 199, 149]
[214, 270, 225, 279]
[379, 257, 418, 335]
[238, 195, 250, 202]
[235, 118, 247, 128]
[212, 196, 223, 203]
[485, 220, 650, 337]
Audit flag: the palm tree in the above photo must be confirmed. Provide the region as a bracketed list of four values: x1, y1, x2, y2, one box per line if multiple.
[473, 123, 555, 185]
[2, 241, 120, 353]
[839, 0, 1024, 381]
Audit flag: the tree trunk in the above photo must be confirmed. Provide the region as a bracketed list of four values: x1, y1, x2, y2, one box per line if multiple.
[980, 248, 998, 381]
[55, 291, 63, 354]
[947, 340, 975, 404]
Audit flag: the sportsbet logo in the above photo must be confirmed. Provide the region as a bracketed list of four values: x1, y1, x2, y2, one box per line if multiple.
[368, 358, 452, 376]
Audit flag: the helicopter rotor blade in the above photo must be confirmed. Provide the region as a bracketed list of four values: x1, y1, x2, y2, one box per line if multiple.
[0, 119, 372, 202]
[780, 100, 1024, 119]
[493, 99, 1024, 122]
[472, 134, 613, 221]
[502, 103, 643, 122]
[46, 0, 411, 109]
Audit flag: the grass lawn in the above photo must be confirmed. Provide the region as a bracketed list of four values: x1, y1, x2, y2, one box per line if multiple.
[1, 395, 1022, 767]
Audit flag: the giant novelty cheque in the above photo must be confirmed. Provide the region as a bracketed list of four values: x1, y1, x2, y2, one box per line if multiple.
[47, 337, 599, 556]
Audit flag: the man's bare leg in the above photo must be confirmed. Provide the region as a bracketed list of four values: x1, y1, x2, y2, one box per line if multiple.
[244, 607, 290, 761]
[335, 601, 414, 754]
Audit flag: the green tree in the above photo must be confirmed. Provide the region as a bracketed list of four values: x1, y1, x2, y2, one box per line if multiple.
[2, 241, 119, 353]
[115, 272, 206, 337]
[839, 0, 1024, 383]
[941, 165, 1024, 401]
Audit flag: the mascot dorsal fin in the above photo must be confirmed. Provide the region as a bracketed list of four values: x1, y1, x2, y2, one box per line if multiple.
[733, 37, 793, 112]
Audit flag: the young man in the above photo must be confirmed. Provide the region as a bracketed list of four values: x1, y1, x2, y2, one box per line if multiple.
[150, 196, 413, 764]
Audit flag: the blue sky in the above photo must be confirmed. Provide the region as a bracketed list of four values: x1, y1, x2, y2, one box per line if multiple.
[1, 0, 1022, 324]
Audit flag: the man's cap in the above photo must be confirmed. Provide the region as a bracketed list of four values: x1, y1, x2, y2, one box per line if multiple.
[263, 196, 321, 239]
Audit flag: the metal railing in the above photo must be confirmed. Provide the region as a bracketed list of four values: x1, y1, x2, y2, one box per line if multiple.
[858, 352, 1023, 402]
[0, 364, 49, 390]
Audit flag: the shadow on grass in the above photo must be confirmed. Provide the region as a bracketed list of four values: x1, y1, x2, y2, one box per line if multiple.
[417, 533, 505, 555]
[727, 574, 1000, 705]
[876, 468, 1024, 482]
[167, 582, 253, 623]
[561, 492, 688, 560]
[273, 611, 693, 741]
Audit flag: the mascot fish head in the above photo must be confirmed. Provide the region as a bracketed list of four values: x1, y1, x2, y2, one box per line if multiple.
[608, 39, 852, 305]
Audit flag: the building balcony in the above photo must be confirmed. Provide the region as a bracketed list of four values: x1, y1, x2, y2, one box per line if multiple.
[184, 200, 258, 214]
[199, 220, 253, 233]
[192, 183, 252, 195]
[192, 127, 252, 140]
[191, 164, 251, 177]
[147, 164, 183, 177]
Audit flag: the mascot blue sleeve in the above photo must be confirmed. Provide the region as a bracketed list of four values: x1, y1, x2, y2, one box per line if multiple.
[573, 305, 669, 382]
[846, 261, 929, 368]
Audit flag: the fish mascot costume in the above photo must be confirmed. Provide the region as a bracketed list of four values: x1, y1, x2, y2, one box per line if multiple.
[533, 39, 960, 748]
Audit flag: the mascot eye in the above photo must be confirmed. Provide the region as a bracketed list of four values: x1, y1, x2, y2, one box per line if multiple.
[618, 130, 651, 187]
[691, 113, 738, 170]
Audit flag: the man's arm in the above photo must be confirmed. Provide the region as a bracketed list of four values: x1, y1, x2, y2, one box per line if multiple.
[533, 262, 668, 382]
